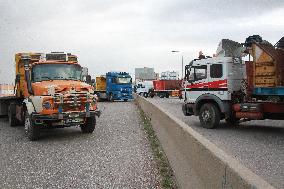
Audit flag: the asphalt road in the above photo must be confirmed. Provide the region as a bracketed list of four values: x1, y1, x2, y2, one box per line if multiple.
[0, 101, 161, 189]
[146, 97, 284, 189]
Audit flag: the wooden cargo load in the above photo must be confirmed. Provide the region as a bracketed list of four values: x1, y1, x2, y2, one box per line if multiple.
[252, 43, 284, 88]
[95, 76, 106, 91]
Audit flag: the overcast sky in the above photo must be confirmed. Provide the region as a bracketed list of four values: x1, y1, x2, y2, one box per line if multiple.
[0, 0, 284, 83]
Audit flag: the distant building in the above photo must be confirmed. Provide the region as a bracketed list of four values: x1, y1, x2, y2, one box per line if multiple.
[160, 71, 179, 80]
[135, 67, 155, 82]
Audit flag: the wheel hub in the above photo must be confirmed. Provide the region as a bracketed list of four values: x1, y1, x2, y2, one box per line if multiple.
[25, 116, 30, 132]
[202, 110, 211, 123]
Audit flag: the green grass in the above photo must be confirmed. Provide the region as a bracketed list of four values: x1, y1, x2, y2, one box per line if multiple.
[139, 109, 178, 189]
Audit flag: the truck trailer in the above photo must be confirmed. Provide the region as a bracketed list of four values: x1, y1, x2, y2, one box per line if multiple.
[0, 52, 101, 140]
[150, 79, 182, 98]
[94, 72, 133, 101]
[182, 36, 284, 128]
[136, 79, 182, 98]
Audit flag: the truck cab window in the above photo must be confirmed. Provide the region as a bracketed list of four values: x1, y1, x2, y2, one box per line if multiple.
[210, 64, 223, 78]
[189, 65, 207, 81]
[116, 77, 132, 84]
[32, 64, 82, 82]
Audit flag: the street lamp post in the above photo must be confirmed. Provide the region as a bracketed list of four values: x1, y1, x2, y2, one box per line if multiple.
[171, 51, 183, 79]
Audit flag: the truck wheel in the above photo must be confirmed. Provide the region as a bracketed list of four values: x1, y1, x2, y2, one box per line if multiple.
[143, 92, 148, 98]
[199, 103, 220, 129]
[8, 103, 17, 127]
[109, 93, 114, 102]
[160, 94, 165, 98]
[25, 113, 39, 141]
[166, 93, 170, 98]
[124, 99, 128, 102]
[81, 116, 96, 133]
[96, 93, 101, 101]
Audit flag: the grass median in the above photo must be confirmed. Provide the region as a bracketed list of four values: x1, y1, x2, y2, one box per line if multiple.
[139, 109, 178, 189]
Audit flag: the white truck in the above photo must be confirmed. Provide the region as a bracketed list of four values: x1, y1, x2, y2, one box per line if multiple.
[182, 37, 284, 129]
[135, 81, 154, 98]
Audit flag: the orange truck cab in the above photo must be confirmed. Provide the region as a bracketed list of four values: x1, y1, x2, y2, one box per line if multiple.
[0, 52, 101, 140]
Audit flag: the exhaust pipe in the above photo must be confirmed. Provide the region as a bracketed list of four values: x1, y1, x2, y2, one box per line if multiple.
[22, 55, 34, 95]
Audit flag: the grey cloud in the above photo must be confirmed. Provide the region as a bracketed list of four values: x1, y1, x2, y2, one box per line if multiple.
[0, 0, 283, 83]
[158, 0, 284, 22]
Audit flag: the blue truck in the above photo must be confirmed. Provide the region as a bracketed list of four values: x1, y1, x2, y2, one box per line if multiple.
[94, 72, 133, 101]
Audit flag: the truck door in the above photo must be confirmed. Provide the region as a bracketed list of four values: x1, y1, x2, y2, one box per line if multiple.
[185, 65, 208, 103]
[207, 63, 227, 100]
[106, 76, 113, 95]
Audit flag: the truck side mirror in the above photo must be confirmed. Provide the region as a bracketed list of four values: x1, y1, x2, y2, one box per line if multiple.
[15, 74, 21, 83]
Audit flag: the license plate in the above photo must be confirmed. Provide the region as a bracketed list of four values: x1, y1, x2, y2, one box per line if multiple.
[65, 118, 83, 123]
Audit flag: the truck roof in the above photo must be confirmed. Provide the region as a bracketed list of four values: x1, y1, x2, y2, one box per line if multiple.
[15, 52, 79, 66]
[191, 56, 233, 65]
[32, 60, 79, 65]
[106, 72, 131, 77]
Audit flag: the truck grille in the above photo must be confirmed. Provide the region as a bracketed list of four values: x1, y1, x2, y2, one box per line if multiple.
[53, 93, 93, 110]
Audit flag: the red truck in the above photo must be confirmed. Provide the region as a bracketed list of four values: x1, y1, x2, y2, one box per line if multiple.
[149, 80, 182, 98]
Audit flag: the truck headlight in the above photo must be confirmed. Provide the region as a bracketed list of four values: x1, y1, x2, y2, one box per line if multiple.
[42, 101, 52, 109]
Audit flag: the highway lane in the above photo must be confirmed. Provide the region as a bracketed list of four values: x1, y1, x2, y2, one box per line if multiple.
[0, 102, 162, 189]
[146, 97, 284, 189]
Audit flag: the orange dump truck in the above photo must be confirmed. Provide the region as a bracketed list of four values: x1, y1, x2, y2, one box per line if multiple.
[0, 52, 101, 140]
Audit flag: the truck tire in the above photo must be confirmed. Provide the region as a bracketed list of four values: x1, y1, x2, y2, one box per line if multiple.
[109, 93, 114, 102]
[166, 93, 170, 98]
[8, 103, 17, 127]
[25, 113, 39, 141]
[124, 99, 128, 102]
[96, 93, 101, 101]
[143, 92, 148, 98]
[81, 116, 96, 133]
[199, 103, 220, 129]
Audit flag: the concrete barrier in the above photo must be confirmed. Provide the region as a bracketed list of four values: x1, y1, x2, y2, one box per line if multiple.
[135, 96, 275, 189]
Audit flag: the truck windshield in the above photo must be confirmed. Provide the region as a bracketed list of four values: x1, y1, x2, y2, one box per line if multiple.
[116, 77, 132, 84]
[32, 64, 82, 82]
[188, 65, 207, 81]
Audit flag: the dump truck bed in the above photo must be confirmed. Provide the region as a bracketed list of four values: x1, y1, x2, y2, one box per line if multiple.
[251, 43, 284, 96]
[95, 76, 106, 91]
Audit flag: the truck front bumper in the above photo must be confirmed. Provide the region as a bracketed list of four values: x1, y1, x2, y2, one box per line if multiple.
[114, 92, 133, 100]
[31, 110, 101, 126]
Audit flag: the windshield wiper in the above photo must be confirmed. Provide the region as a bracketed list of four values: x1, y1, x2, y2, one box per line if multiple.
[54, 76, 64, 79]
[66, 76, 78, 80]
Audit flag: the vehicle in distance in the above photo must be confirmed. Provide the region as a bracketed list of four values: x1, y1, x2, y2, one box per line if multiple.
[94, 72, 133, 102]
[136, 80, 182, 98]
[135, 81, 154, 98]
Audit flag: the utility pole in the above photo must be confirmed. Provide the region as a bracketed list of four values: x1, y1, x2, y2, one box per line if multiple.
[182, 55, 184, 80]
[171, 50, 183, 80]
